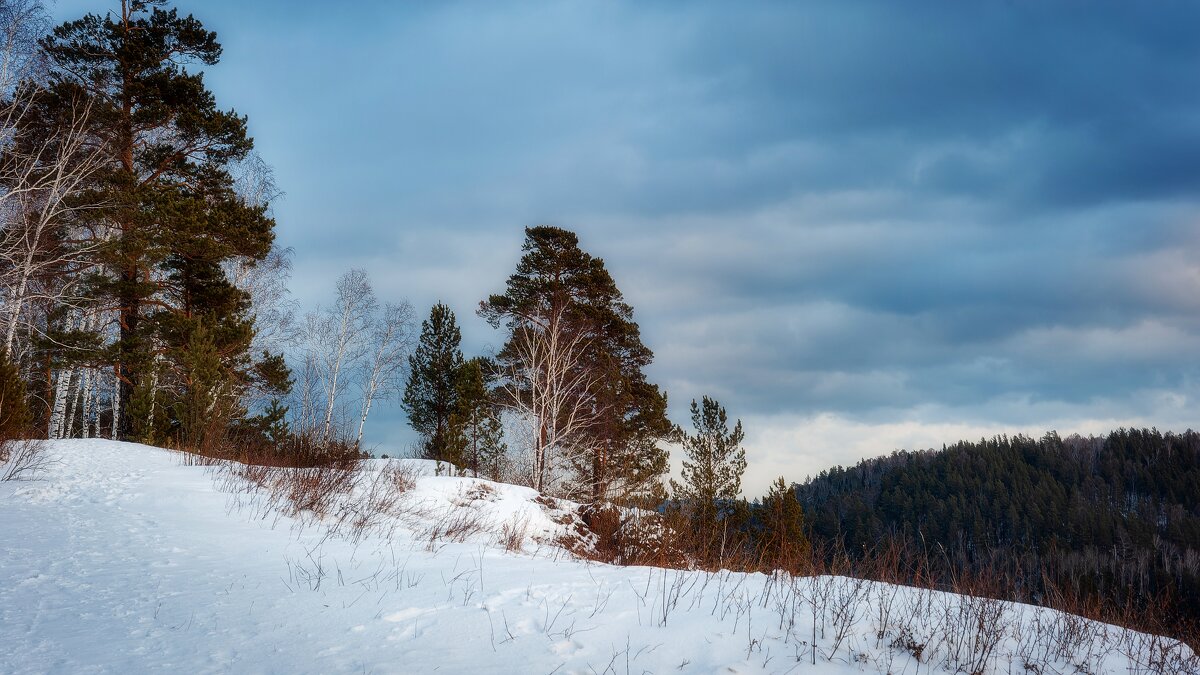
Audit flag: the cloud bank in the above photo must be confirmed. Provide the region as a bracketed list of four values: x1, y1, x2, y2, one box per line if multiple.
[50, 0, 1200, 494]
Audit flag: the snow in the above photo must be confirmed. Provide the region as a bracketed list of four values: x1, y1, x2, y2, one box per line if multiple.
[1, 439, 1194, 674]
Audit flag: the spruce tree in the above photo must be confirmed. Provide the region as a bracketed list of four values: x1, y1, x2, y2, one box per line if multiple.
[480, 226, 671, 504]
[175, 322, 227, 451]
[39, 1, 282, 440]
[402, 303, 464, 462]
[671, 396, 747, 535]
[760, 477, 809, 572]
[0, 351, 30, 442]
[448, 357, 506, 478]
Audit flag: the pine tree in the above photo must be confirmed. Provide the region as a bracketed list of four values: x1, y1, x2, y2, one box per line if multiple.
[671, 396, 747, 534]
[402, 303, 464, 462]
[448, 357, 507, 478]
[39, 1, 282, 440]
[480, 226, 671, 503]
[0, 350, 30, 441]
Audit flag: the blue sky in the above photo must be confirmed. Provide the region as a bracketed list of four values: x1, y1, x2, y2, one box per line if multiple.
[51, 1, 1200, 494]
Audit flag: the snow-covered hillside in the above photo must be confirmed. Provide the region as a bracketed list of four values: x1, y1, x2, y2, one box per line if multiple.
[0, 440, 1194, 674]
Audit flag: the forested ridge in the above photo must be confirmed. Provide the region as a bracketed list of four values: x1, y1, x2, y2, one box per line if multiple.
[796, 428, 1200, 635]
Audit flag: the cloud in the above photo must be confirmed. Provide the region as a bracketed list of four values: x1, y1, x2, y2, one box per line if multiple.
[45, 0, 1200, 494]
[738, 383, 1200, 495]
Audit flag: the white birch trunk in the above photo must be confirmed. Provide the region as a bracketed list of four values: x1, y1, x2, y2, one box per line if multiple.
[317, 269, 376, 444]
[2, 261, 30, 354]
[110, 368, 121, 441]
[48, 368, 71, 439]
[62, 368, 80, 438]
[355, 302, 414, 449]
[321, 341, 346, 443]
[80, 367, 94, 439]
[146, 351, 161, 434]
[355, 383, 375, 450]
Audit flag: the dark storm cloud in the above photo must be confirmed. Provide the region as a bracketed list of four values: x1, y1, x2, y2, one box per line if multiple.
[674, 1, 1200, 208]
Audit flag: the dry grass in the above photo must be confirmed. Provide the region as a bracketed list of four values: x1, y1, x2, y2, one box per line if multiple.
[499, 514, 531, 552]
[420, 506, 490, 551]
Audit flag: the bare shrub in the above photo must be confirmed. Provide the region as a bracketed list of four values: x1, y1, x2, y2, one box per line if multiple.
[939, 593, 1008, 674]
[890, 626, 926, 663]
[193, 423, 366, 469]
[0, 438, 49, 481]
[826, 576, 867, 660]
[572, 501, 685, 567]
[282, 461, 360, 517]
[454, 482, 497, 506]
[1119, 625, 1200, 675]
[385, 461, 418, 493]
[800, 574, 834, 664]
[870, 579, 901, 648]
[328, 463, 416, 542]
[579, 502, 622, 558]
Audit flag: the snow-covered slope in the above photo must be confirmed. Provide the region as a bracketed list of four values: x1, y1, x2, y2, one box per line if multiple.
[0, 440, 1193, 674]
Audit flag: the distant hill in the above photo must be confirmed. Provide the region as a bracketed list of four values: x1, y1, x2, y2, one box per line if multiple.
[795, 428, 1200, 635]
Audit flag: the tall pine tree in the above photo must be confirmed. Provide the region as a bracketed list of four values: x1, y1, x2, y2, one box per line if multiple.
[480, 226, 671, 504]
[402, 303, 464, 462]
[671, 396, 747, 535]
[39, 1, 282, 441]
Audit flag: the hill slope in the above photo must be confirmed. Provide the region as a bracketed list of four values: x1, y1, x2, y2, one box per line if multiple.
[0, 439, 1192, 674]
[796, 429, 1200, 633]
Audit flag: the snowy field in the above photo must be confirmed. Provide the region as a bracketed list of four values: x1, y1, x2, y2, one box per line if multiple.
[1, 440, 1194, 674]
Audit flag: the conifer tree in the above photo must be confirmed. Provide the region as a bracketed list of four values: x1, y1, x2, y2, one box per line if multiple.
[760, 476, 809, 572]
[0, 350, 30, 441]
[671, 396, 747, 534]
[402, 303, 463, 462]
[448, 357, 506, 478]
[175, 322, 227, 451]
[480, 226, 671, 503]
[38, 1, 282, 440]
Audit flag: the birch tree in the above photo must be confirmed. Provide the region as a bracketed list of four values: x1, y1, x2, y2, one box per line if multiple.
[499, 302, 606, 495]
[0, 1, 45, 93]
[0, 91, 104, 357]
[355, 301, 415, 449]
[314, 269, 376, 444]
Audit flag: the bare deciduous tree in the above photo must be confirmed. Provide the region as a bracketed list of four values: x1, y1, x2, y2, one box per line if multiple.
[355, 301, 415, 449]
[316, 269, 377, 443]
[290, 269, 414, 452]
[0, 92, 105, 356]
[0, 1, 45, 95]
[499, 302, 607, 496]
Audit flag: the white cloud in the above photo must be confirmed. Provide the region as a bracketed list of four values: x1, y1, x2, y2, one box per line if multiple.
[734, 390, 1198, 497]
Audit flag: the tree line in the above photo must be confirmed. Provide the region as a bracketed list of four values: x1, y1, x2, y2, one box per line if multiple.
[793, 428, 1200, 643]
[0, 0, 289, 452]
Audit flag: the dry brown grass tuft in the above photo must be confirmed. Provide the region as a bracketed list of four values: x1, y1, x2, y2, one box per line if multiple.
[499, 515, 531, 552]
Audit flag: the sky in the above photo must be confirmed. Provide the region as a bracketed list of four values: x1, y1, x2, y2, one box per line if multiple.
[51, 0, 1200, 496]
